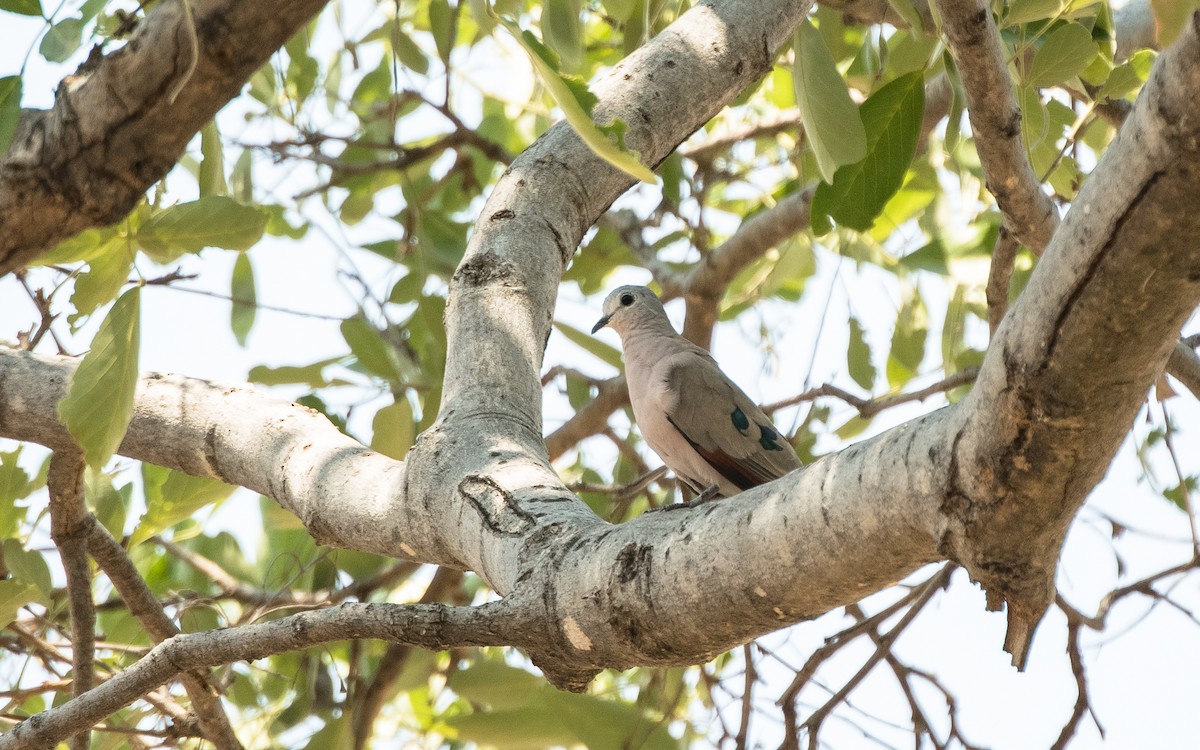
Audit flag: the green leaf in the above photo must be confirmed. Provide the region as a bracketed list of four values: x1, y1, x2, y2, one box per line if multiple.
[69, 242, 135, 325]
[1004, 0, 1066, 26]
[0, 75, 21, 157]
[136, 197, 268, 262]
[0, 0, 41, 16]
[942, 284, 968, 377]
[230, 252, 256, 346]
[792, 19, 867, 183]
[57, 288, 141, 468]
[86, 468, 128, 539]
[429, 0, 454, 59]
[39, 16, 85, 63]
[0, 449, 34, 538]
[199, 121, 227, 197]
[847, 317, 875, 391]
[446, 705, 579, 749]
[1027, 23, 1098, 87]
[248, 358, 344, 387]
[811, 71, 924, 233]
[0, 580, 38, 628]
[494, 16, 656, 184]
[2, 540, 52, 595]
[553, 320, 624, 370]
[131, 464, 236, 546]
[543, 690, 679, 750]
[886, 285, 927, 388]
[543, 0, 583, 72]
[34, 227, 119, 266]
[391, 26, 429, 75]
[448, 659, 545, 710]
[371, 399, 414, 461]
[341, 317, 401, 383]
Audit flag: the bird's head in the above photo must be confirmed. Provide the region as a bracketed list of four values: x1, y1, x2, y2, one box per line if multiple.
[591, 285, 669, 335]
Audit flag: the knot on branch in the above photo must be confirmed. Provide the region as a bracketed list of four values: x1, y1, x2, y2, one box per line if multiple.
[459, 475, 536, 535]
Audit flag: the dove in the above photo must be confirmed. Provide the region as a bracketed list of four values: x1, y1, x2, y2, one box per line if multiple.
[591, 285, 802, 502]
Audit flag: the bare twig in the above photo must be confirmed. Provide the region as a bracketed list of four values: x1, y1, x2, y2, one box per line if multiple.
[764, 367, 979, 419]
[47, 451, 93, 750]
[1049, 621, 1103, 750]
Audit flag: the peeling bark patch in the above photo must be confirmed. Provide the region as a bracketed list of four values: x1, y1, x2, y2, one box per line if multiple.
[454, 252, 516, 287]
[458, 475, 535, 535]
[562, 617, 592, 651]
[1044, 169, 1166, 366]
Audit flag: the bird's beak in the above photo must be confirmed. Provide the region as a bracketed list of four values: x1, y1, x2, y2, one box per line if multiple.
[591, 314, 611, 334]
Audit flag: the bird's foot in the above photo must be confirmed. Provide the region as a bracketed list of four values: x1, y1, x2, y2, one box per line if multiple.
[690, 485, 722, 505]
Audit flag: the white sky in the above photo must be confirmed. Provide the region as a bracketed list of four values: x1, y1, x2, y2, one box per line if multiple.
[1, 5, 1199, 749]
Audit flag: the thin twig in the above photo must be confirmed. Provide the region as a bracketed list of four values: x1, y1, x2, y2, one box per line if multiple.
[764, 367, 979, 419]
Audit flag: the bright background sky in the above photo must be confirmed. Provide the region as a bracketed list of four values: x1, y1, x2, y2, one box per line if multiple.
[2, 4, 1199, 748]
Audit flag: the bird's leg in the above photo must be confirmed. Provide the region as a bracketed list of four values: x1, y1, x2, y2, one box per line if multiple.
[690, 485, 722, 505]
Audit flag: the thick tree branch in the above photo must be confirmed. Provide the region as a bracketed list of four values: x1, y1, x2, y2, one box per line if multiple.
[937, 0, 1060, 253]
[0, 0, 331, 276]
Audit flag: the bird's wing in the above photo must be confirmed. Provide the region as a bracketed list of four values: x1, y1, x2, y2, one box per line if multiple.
[660, 351, 802, 491]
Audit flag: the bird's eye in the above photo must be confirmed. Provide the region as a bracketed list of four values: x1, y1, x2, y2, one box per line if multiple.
[620, 293, 634, 306]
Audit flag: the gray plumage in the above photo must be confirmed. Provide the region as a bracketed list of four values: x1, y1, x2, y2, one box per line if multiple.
[592, 285, 802, 499]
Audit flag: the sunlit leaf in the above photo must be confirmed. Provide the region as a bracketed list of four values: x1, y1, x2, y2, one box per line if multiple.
[131, 464, 236, 546]
[847, 317, 876, 390]
[57, 288, 141, 468]
[811, 71, 924, 233]
[793, 19, 867, 183]
[230, 252, 256, 346]
[199, 121, 227, 197]
[371, 399, 415, 461]
[341, 316, 401, 383]
[137, 196, 268, 262]
[0, 0, 41, 16]
[886, 284, 927, 388]
[494, 16, 656, 184]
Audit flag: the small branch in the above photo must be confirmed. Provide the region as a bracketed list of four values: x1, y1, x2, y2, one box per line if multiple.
[735, 642, 756, 750]
[1056, 557, 1200, 631]
[0, 600, 528, 750]
[986, 227, 1020, 335]
[47, 451, 93, 750]
[937, 0, 1060, 253]
[1049, 621, 1100, 749]
[1159, 403, 1200, 553]
[783, 565, 954, 749]
[1166, 338, 1200, 401]
[85, 518, 245, 750]
[763, 367, 980, 420]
